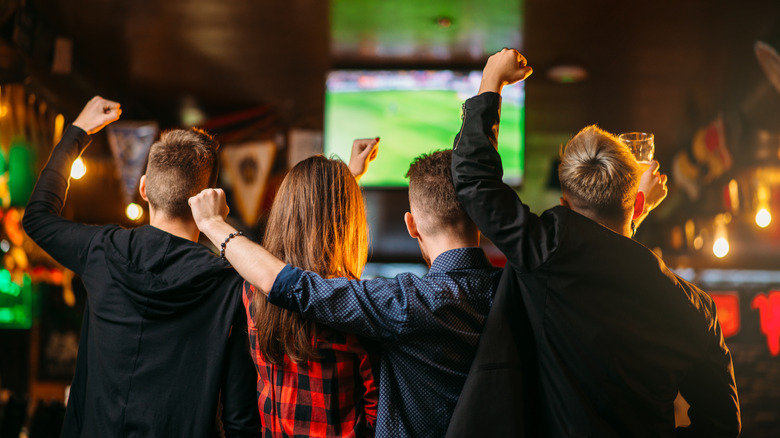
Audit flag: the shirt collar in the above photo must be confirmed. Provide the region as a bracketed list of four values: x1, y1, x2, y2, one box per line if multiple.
[428, 247, 493, 274]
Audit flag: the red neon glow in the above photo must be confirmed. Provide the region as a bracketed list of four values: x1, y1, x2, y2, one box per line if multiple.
[710, 292, 740, 338]
[751, 290, 780, 357]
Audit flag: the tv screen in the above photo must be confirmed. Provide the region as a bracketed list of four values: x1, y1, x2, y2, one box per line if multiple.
[324, 70, 525, 187]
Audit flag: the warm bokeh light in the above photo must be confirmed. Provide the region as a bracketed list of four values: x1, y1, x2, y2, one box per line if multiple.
[70, 157, 86, 179]
[713, 237, 730, 258]
[54, 114, 65, 145]
[756, 208, 772, 228]
[125, 203, 144, 221]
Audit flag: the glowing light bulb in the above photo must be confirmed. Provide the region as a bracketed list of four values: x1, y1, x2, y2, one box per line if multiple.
[713, 237, 729, 258]
[70, 158, 86, 179]
[756, 208, 772, 228]
[126, 203, 144, 221]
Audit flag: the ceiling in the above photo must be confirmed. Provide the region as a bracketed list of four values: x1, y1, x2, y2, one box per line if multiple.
[4, 0, 779, 152]
[2, 0, 780, 265]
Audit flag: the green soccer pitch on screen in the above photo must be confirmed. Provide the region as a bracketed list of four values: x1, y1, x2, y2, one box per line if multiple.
[324, 70, 525, 187]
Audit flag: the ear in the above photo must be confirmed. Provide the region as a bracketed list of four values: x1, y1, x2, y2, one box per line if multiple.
[632, 191, 646, 220]
[559, 196, 570, 208]
[404, 212, 420, 239]
[139, 175, 149, 202]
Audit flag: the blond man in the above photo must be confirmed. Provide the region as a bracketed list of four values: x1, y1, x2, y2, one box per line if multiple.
[447, 49, 740, 438]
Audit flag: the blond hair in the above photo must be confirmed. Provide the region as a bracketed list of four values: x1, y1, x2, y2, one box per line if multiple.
[558, 125, 641, 219]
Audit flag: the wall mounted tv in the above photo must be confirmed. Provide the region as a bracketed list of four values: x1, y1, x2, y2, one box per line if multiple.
[324, 70, 525, 187]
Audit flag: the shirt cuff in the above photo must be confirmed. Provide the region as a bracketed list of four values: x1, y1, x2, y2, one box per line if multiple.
[467, 91, 501, 109]
[267, 264, 304, 308]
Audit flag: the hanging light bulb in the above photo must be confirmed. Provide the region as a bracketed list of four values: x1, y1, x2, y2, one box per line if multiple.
[756, 208, 772, 228]
[125, 203, 144, 221]
[712, 213, 729, 258]
[70, 157, 86, 179]
[713, 237, 730, 258]
[755, 184, 771, 228]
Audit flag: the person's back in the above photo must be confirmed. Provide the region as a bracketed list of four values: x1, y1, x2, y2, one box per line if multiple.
[450, 50, 740, 437]
[243, 155, 379, 437]
[23, 97, 259, 437]
[188, 150, 501, 437]
[519, 207, 736, 436]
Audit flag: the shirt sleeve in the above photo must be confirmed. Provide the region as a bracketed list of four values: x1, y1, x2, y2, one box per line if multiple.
[451, 92, 560, 271]
[268, 264, 416, 341]
[220, 302, 262, 438]
[676, 298, 741, 438]
[354, 337, 379, 431]
[22, 125, 102, 275]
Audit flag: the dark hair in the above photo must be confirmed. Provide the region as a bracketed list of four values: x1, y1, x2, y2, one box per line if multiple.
[253, 155, 368, 364]
[405, 149, 476, 237]
[145, 128, 219, 219]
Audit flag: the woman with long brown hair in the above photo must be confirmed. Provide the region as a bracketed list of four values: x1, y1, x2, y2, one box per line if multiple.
[241, 152, 377, 437]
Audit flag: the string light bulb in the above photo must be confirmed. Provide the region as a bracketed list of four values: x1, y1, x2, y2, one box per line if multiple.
[126, 203, 144, 221]
[70, 158, 86, 179]
[755, 184, 771, 228]
[712, 213, 730, 258]
[713, 237, 730, 258]
[756, 208, 772, 228]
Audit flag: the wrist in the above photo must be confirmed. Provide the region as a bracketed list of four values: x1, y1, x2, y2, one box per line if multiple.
[199, 217, 235, 245]
[478, 77, 504, 95]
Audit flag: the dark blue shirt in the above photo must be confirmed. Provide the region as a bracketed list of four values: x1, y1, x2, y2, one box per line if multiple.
[268, 247, 501, 438]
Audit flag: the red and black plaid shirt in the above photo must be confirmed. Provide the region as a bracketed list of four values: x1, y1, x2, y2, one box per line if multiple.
[243, 282, 378, 437]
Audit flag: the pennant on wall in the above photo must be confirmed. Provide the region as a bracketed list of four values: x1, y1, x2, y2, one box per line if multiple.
[671, 115, 731, 200]
[221, 140, 276, 226]
[756, 41, 780, 96]
[106, 122, 159, 206]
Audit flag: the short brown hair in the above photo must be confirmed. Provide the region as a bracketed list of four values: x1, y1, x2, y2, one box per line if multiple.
[253, 155, 368, 364]
[144, 129, 219, 219]
[406, 149, 476, 237]
[558, 125, 641, 219]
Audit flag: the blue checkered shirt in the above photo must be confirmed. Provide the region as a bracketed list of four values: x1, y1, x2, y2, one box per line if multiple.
[268, 247, 501, 438]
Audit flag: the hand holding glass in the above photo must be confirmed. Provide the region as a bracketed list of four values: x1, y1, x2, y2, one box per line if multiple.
[618, 132, 654, 170]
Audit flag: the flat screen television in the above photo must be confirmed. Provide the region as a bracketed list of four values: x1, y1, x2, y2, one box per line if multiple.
[324, 70, 525, 187]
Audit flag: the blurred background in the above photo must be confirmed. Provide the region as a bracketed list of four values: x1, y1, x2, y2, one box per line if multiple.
[1, 0, 780, 436]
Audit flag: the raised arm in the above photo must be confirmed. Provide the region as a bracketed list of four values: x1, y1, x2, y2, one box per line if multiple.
[348, 137, 380, 181]
[452, 50, 559, 270]
[634, 160, 668, 228]
[23, 96, 121, 274]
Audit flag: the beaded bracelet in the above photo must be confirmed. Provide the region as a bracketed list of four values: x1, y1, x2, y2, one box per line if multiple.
[220, 231, 244, 259]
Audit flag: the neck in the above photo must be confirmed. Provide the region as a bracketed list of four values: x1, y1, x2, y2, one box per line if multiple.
[148, 209, 200, 242]
[419, 230, 480, 266]
[570, 206, 632, 237]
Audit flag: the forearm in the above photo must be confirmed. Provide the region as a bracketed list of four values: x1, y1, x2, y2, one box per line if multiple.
[23, 126, 96, 273]
[24, 126, 88, 222]
[198, 218, 285, 294]
[269, 272, 409, 341]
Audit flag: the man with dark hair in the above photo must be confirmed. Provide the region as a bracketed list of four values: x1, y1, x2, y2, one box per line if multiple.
[187, 149, 502, 438]
[447, 49, 740, 437]
[405, 151, 479, 251]
[23, 97, 260, 437]
[143, 128, 221, 217]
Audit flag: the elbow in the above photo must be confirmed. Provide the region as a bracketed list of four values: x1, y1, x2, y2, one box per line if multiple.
[21, 207, 38, 240]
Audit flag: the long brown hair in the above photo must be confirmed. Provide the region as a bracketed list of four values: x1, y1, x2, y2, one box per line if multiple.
[253, 155, 368, 364]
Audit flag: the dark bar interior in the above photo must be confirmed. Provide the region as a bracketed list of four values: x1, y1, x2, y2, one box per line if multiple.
[1, 0, 780, 436]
